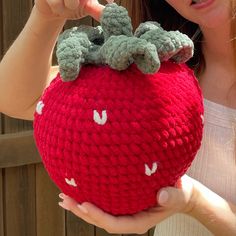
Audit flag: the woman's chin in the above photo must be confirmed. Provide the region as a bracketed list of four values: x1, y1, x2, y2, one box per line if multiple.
[198, 6, 231, 29]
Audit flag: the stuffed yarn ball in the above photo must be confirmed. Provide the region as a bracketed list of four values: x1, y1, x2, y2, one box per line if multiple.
[34, 61, 204, 215]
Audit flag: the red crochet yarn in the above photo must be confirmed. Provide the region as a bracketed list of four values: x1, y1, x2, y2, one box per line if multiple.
[34, 61, 204, 215]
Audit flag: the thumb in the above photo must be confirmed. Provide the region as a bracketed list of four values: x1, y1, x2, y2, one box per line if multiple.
[157, 176, 194, 212]
[158, 187, 182, 208]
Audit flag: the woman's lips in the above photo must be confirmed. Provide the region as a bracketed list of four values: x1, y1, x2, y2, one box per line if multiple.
[191, 0, 215, 9]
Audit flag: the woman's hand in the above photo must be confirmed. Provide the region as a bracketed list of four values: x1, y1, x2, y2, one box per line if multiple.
[58, 175, 197, 234]
[34, 0, 110, 21]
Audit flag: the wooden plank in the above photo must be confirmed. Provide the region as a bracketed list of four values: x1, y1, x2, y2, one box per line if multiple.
[36, 164, 65, 236]
[2, 3, 36, 233]
[0, 114, 4, 133]
[66, 212, 95, 236]
[0, 0, 4, 217]
[2, 0, 33, 135]
[0, 115, 4, 236]
[0, 107, 5, 236]
[1, 0, 34, 166]
[0, 131, 41, 168]
[0, 170, 4, 236]
[119, 0, 143, 29]
[2, 0, 32, 52]
[122, 233, 149, 236]
[3, 116, 33, 134]
[149, 228, 155, 236]
[4, 165, 36, 236]
[0, 1, 5, 225]
[96, 228, 122, 236]
[95, 225, 153, 236]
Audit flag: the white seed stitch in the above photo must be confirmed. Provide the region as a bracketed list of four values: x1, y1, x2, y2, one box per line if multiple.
[65, 178, 77, 187]
[200, 114, 204, 125]
[145, 162, 158, 176]
[93, 110, 107, 125]
[36, 101, 45, 115]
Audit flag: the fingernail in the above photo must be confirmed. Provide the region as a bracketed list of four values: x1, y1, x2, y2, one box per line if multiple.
[158, 190, 169, 205]
[77, 204, 88, 214]
[58, 201, 70, 211]
[59, 193, 67, 199]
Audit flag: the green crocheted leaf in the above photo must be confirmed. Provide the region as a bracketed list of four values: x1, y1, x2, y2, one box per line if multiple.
[100, 35, 160, 73]
[56, 3, 194, 82]
[56, 31, 91, 81]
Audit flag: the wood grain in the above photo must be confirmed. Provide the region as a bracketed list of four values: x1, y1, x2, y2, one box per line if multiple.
[36, 164, 65, 236]
[122, 233, 149, 236]
[2, 2, 37, 235]
[0, 170, 4, 236]
[149, 228, 155, 236]
[0, 114, 4, 236]
[0, 131, 41, 168]
[66, 212, 95, 236]
[4, 165, 36, 236]
[96, 228, 122, 236]
[0, 1, 4, 224]
[2, 0, 32, 52]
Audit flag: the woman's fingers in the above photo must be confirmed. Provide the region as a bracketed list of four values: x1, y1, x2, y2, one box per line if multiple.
[44, 0, 104, 20]
[46, 0, 65, 15]
[58, 193, 174, 235]
[81, 203, 174, 234]
[157, 175, 195, 213]
[58, 195, 119, 230]
[64, 0, 79, 10]
[58, 194, 98, 225]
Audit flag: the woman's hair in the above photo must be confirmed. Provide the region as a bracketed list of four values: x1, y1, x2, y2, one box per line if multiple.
[120, 0, 236, 75]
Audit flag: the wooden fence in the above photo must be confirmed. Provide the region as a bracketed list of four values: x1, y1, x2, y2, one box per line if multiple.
[0, 0, 155, 235]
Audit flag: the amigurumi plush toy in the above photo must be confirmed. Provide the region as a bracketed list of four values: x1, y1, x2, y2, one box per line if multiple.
[34, 3, 204, 216]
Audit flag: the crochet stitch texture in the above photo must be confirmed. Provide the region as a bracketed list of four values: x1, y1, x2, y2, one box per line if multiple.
[56, 3, 194, 81]
[34, 3, 204, 215]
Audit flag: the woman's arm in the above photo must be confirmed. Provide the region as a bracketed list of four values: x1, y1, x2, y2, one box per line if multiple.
[0, 0, 105, 120]
[0, 9, 65, 120]
[189, 179, 236, 236]
[57, 175, 236, 235]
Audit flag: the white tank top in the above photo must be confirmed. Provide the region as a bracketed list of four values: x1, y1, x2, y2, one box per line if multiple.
[154, 99, 236, 236]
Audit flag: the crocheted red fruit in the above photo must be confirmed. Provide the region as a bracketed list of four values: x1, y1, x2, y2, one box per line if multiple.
[34, 61, 204, 215]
